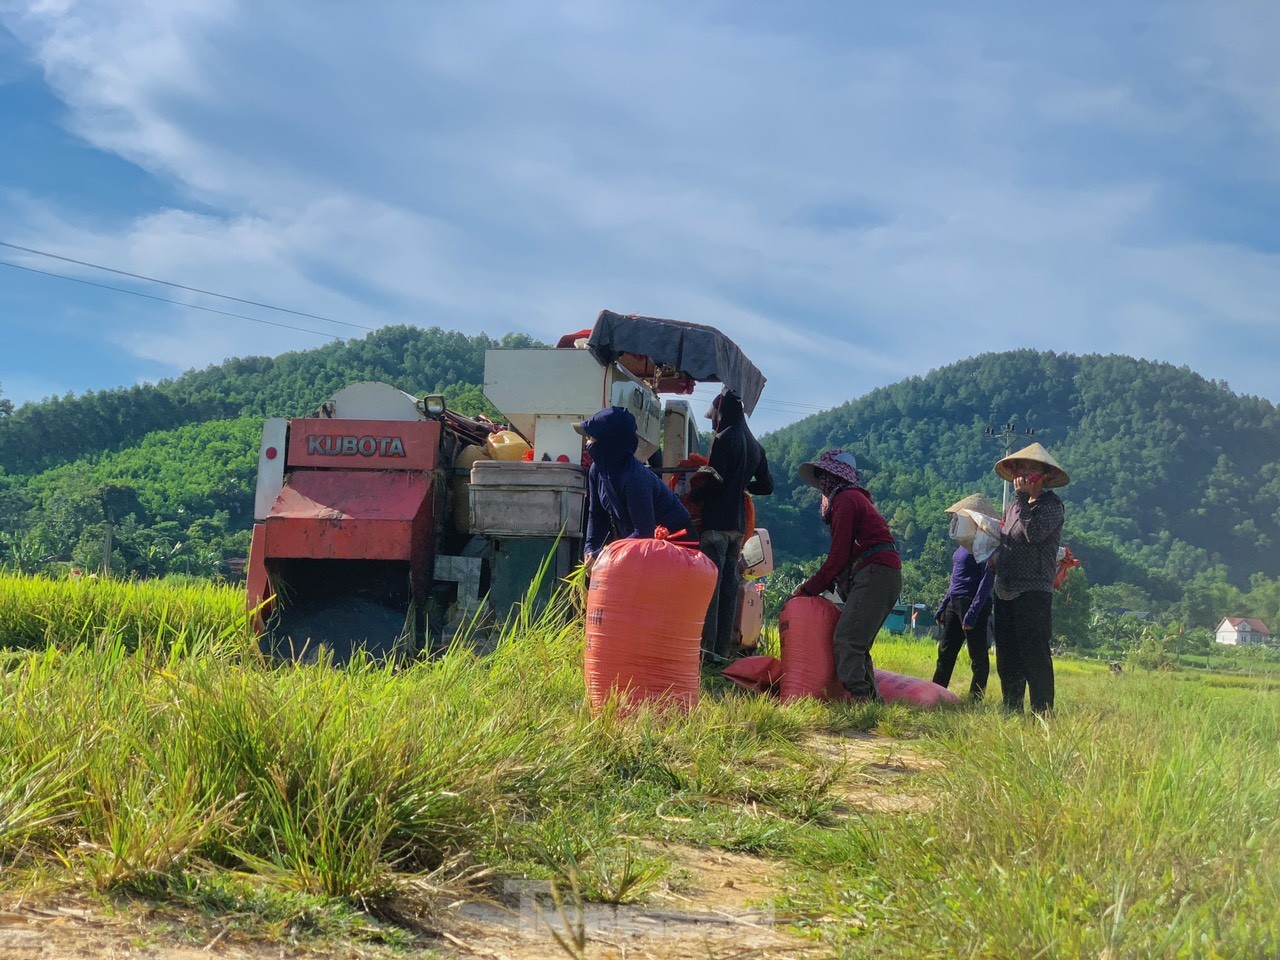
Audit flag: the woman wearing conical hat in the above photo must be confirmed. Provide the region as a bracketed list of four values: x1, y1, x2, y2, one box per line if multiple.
[991, 442, 1068, 714]
[932, 493, 1000, 701]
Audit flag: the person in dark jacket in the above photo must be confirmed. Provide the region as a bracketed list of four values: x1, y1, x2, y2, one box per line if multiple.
[790, 449, 900, 701]
[992, 442, 1068, 714]
[932, 493, 999, 700]
[692, 390, 774, 664]
[578, 407, 693, 570]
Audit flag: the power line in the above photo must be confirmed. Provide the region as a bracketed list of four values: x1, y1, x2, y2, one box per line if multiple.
[0, 259, 344, 342]
[0, 239, 373, 331]
[686, 387, 830, 414]
[0, 239, 838, 415]
[984, 417, 1044, 512]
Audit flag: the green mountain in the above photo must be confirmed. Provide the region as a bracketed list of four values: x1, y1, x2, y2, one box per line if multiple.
[2, 333, 1278, 629]
[0, 326, 540, 477]
[755, 350, 1280, 613]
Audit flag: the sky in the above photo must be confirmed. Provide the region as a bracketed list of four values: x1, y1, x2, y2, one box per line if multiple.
[1, 1, 1279, 434]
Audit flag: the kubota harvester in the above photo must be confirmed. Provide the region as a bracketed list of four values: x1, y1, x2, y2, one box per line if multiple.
[246, 310, 773, 663]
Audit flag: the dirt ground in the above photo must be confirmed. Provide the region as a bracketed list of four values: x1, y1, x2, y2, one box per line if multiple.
[0, 732, 935, 960]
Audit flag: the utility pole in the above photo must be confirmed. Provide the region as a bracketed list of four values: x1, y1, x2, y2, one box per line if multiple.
[984, 418, 1041, 513]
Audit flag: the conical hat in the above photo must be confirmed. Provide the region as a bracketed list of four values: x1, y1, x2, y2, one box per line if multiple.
[946, 493, 1000, 518]
[994, 442, 1070, 488]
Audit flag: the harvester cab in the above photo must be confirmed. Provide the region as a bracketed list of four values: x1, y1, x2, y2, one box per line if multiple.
[246, 309, 772, 663]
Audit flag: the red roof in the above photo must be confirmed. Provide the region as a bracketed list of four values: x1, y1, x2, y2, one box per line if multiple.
[1223, 617, 1271, 634]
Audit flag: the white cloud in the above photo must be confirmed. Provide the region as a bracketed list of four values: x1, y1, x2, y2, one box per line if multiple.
[1, 0, 1279, 427]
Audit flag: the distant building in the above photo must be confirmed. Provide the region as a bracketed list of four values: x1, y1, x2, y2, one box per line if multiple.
[1214, 617, 1272, 646]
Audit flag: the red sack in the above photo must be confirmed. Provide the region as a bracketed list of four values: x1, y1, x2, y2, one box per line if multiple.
[722, 655, 783, 694]
[584, 537, 718, 716]
[873, 670, 961, 708]
[778, 596, 847, 702]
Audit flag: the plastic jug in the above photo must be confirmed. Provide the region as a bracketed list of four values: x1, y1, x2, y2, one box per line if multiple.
[486, 430, 532, 461]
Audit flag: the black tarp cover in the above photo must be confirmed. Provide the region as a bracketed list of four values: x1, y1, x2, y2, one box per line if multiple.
[586, 310, 766, 415]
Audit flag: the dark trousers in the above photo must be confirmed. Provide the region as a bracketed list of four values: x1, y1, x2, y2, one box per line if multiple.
[994, 591, 1055, 713]
[833, 563, 902, 700]
[932, 595, 990, 699]
[699, 529, 744, 660]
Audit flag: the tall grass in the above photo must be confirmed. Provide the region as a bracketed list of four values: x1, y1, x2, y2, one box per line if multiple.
[778, 642, 1280, 958]
[0, 573, 251, 653]
[1, 572, 1277, 957]
[0, 572, 843, 909]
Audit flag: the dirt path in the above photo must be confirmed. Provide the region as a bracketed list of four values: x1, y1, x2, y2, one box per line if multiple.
[0, 732, 936, 960]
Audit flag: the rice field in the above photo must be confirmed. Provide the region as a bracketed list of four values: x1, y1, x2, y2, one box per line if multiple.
[0, 570, 1277, 958]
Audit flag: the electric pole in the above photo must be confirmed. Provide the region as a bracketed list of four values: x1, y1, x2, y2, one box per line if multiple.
[984, 418, 1042, 513]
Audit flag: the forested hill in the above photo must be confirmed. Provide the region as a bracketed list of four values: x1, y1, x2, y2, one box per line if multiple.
[0, 326, 540, 477]
[2, 330, 1279, 619]
[754, 350, 1280, 605]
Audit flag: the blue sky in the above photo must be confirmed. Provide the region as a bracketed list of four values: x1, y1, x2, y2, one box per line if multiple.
[1, 1, 1279, 433]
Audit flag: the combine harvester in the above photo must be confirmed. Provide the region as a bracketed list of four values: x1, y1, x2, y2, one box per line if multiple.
[246, 310, 773, 663]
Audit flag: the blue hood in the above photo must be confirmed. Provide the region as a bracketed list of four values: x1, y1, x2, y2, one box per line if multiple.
[578, 406, 638, 470]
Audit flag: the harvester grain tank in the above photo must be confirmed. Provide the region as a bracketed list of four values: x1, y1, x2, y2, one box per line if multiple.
[246, 310, 772, 662]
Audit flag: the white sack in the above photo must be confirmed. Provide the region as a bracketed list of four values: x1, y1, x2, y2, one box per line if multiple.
[950, 508, 1002, 563]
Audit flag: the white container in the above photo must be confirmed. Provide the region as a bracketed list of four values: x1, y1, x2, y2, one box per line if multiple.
[741, 528, 774, 579]
[468, 460, 587, 537]
[735, 581, 765, 650]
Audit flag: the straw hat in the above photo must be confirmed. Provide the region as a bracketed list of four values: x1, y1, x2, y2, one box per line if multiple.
[994, 442, 1070, 488]
[798, 449, 861, 488]
[946, 493, 1000, 518]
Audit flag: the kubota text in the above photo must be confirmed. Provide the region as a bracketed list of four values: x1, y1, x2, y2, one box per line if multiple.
[306, 435, 407, 457]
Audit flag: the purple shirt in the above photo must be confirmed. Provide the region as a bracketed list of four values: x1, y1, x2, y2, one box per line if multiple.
[935, 546, 994, 629]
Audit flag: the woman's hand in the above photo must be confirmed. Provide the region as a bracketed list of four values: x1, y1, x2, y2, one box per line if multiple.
[1013, 473, 1044, 497]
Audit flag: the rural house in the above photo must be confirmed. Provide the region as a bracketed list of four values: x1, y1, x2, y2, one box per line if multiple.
[1214, 617, 1272, 646]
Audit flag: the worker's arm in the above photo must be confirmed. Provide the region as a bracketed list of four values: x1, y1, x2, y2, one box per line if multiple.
[692, 429, 737, 502]
[584, 471, 610, 556]
[795, 492, 857, 596]
[935, 580, 953, 624]
[1004, 494, 1064, 545]
[747, 450, 774, 496]
[625, 474, 659, 539]
[962, 563, 995, 630]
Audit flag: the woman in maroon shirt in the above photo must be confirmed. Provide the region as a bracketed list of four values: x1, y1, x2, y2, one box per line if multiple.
[791, 450, 902, 701]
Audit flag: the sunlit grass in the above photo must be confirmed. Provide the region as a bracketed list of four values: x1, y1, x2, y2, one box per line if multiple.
[1, 572, 1277, 957]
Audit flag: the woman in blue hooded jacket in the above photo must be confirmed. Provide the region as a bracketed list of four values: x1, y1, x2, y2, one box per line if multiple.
[577, 406, 692, 568]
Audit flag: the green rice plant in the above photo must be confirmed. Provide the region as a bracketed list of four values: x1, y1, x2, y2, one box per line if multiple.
[75, 766, 240, 892]
[7, 564, 1276, 956]
[0, 754, 77, 862]
[571, 838, 670, 905]
[777, 667, 1280, 958]
[520, 803, 669, 904]
[0, 572, 253, 655]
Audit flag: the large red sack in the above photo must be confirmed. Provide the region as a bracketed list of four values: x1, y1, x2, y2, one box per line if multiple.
[778, 596, 846, 702]
[873, 670, 961, 708]
[776, 597, 961, 709]
[584, 537, 718, 716]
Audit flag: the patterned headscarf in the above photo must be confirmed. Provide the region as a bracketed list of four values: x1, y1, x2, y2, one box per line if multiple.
[799, 449, 866, 524]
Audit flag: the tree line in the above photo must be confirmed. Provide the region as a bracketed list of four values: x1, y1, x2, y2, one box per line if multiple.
[3, 335, 1280, 648]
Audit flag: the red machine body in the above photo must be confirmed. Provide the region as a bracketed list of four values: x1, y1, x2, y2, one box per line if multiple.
[246, 393, 447, 661]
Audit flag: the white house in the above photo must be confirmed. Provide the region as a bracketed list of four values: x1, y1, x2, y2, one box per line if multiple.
[1214, 617, 1272, 646]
